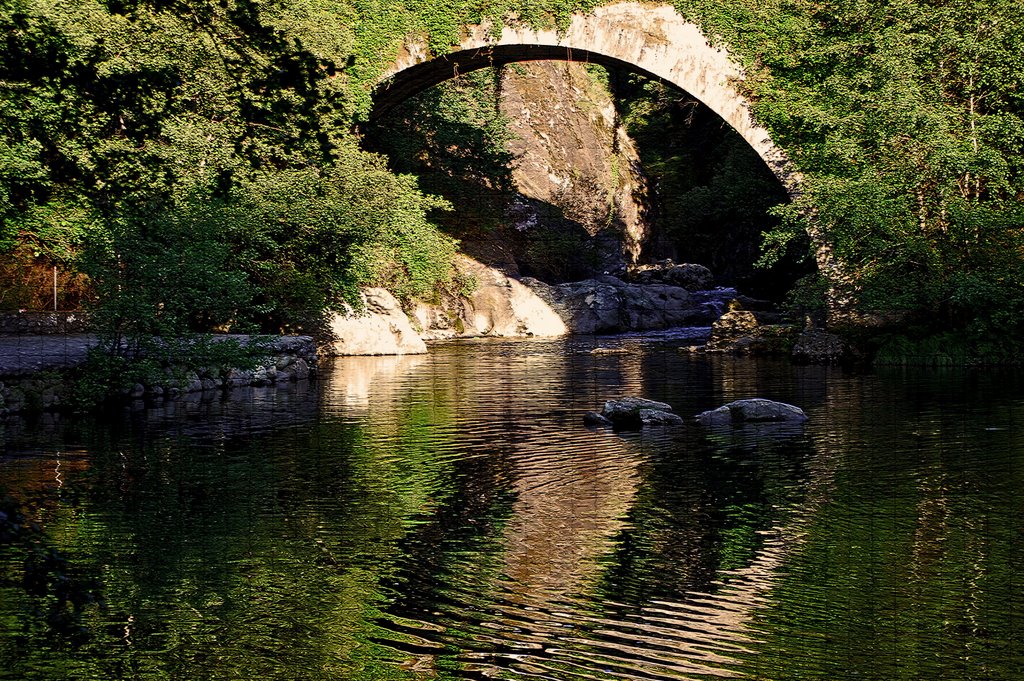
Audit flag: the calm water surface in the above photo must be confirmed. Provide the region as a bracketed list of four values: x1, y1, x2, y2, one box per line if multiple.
[1, 335, 1022, 680]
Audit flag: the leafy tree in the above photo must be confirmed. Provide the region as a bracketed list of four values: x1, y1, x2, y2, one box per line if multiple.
[0, 0, 460, 330]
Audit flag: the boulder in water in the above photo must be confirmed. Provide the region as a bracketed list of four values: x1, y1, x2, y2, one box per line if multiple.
[583, 411, 614, 427]
[704, 310, 759, 352]
[696, 398, 808, 426]
[592, 396, 682, 429]
[627, 261, 714, 291]
[704, 309, 800, 355]
[639, 409, 685, 426]
[589, 346, 633, 355]
[791, 329, 847, 364]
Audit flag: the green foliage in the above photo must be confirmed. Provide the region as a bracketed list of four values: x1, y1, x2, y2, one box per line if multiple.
[0, 0, 1022, 353]
[0, 493, 103, 648]
[368, 68, 517, 235]
[1, 0, 458, 328]
[873, 332, 973, 367]
[614, 75, 802, 293]
[71, 143, 457, 334]
[226, 148, 457, 322]
[78, 199, 251, 340]
[704, 0, 1024, 339]
[781, 272, 829, 316]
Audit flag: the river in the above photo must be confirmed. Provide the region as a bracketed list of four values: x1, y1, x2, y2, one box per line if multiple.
[1, 334, 1022, 679]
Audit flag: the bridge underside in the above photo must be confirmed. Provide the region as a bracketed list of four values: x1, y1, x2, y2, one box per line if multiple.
[370, 45, 678, 122]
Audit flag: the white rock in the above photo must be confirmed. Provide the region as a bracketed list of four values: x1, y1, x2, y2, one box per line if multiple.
[328, 288, 428, 356]
[410, 255, 568, 339]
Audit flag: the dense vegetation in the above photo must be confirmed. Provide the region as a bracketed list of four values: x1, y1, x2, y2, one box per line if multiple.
[1, 0, 1022, 358]
[697, 0, 1024, 359]
[0, 0, 460, 335]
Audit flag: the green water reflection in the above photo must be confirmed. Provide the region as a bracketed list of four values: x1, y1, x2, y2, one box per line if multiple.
[1, 342, 1022, 680]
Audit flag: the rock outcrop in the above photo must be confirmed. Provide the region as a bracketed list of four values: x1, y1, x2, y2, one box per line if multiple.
[696, 399, 808, 426]
[704, 309, 799, 354]
[500, 60, 649, 271]
[410, 258, 728, 339]
[622, 261, 714, 291]
[791, 329, 847, 364]
[328, 288, 427, 355]
[523, 275, 715, 334]
[699, 309, 849, 364]
[410, 256, 568, 340]
[704, 310, 759, 352]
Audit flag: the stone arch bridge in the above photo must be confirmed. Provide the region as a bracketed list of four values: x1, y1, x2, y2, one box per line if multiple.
[370, 2, 798, 197]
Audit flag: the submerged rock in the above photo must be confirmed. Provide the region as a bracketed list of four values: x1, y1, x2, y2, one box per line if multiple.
[583, 411, 614, 427]
[639, 409, 685, 426]
[603, 396, 672, 418]
[696, 398, 808, 426]
[590, 346, 634, 355]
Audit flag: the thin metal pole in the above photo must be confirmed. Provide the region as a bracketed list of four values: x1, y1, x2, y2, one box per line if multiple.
[53, 265, 58, 311]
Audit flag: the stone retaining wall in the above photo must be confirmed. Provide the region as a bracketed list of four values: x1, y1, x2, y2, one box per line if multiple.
[0, 335, 318, 417]
[0, 311, 92, 335]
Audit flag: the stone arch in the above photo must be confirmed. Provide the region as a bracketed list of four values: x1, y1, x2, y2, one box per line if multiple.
[371, 2, 798, 197]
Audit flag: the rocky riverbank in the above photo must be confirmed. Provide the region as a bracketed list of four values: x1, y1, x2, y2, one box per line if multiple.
[1, 261, 846, 416]
[680, 308, 848, 364]
[324, 256, 853, 363]
[0, 311, 92, 335]
[325, 258, 732, 352]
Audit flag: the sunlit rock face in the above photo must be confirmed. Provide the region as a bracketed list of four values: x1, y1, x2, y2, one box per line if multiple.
[328, 288, 428, 356]
[410, 255, 569, 340]
[499, 60, 649, 270]
[409, 257, 723, 341]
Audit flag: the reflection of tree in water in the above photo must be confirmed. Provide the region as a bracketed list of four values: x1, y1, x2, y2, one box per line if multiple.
[6, 348, 1023, 680]
[0, 366, 481, 679]
[744, 371, 1024, 681]
[0, 492, 103, 656]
